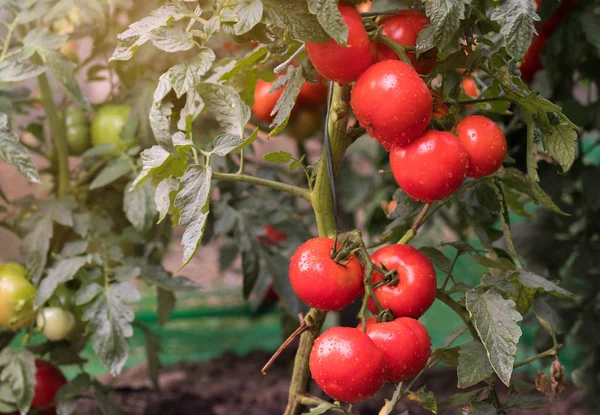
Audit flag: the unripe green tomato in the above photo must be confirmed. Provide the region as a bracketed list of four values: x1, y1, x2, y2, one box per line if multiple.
[65, 106, 90, 155]
[36, 307, 76, 342]
[91, 105, 132, 148]
[286, 110, 322, 141]
[0, 264, 36, 330]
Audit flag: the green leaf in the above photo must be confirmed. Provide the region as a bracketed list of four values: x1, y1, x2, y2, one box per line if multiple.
[132, 145, 186, 188]
[302, 402, 338, 415]
[39, 49, 90, 109]
[21, 27, 67, 58]
[466, 289, 523, 387]
[269, 66, 305, 132]
[262, 0, 328, 43]
[418, 0, 468, 52]
[467, 402, 498, 415]
[0, 114, 39, 183]
[56, 374, 93, 415]
[0, 349, 36, 414]
[155, 177, 180, 224]
[308, 0, 348, 46]
[491, 0, 538, 59]
[83, 282, 140, 375]
[472, 254, 516, 271]
[167, 49, 216, 97]
[35, 256, 89, 308]
[157, 287, 176, 326]
[22, 213, 53, 283]
[90, 155, 133, 190]
[123, 180, 157, 232]
[149, 101, 175, 154]
[212, 133, 247, 156]
[134, 321, 161, 391]
[419, 246, 452, 274]
[516, 271, 573, 297]
[220, 47, 268, 81]
[264, 151, 293, 164]
[439, 387, 487, 409]
[407, 386, 438, 413]
[457, 341, 494, 388]
[148, 26, 194, 53]
[476, 184, 501, 215]
[174, 165, 212, 268]
[542, 123, 577, 173]
[234, 0, 263, 35]
[0, 61, 46, 82]
[197, 83, 250, 137]
[141, 265, 202, 291]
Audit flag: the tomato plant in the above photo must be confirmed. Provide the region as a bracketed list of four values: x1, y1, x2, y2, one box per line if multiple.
[90, 105, 132, 148]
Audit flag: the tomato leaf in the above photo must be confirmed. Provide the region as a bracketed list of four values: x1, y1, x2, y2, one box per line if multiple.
[0, 349, 36, 414]
[418, 0, 468, 53]
[533, 296, 565, 335]
[234, 0, 263, 35]
[0, 61, 46, 82]
[197, 83, 250, 138]
[35, 256, 89, 308]
[90, 155, 133, 190]
[466, 289, 523, 387]
[220, 47, 268, 82]
[133, 321, 162, 391]
[264, 151, 293, 164]
[132, 145, 187, 188]
[38, 49, 90, 109]
[174, 165, 212, 268]
[407, 386, 438, 414]
[167, 49, 216, 98]
[439, 387, 487, 409]
[490, 0, 538, 59]
[149, 100, 175, 154]
[516, 271, 573, 298]
[419, 246, 452, 274]
[457, 341, 494, 388]
[0, 113, 40, 183]
[308, 0, 348, 46]
[542, 122, 578, 173]
[140, 265, 202, 292]
[55, 373, 94, 415]
[262, 0, 328, 43]
[123, 180, 157, 232]
[270, 65, 307, 134]
[157, 287, 176, 327]
[148, 26, 194, 53]
[466, 402, 498, 414]
[155, 177, 180, 224]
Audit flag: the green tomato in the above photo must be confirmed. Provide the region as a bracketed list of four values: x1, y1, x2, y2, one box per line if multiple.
[65, 106, 90, 155]
[0, 267, 36, 330]
[0, 261, 27, 278]
[36, 307, 76, 342]
[91, 105, 132, 148]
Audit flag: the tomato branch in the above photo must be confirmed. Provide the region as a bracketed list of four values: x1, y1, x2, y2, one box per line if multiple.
[513, 344, 562, 369]
[211, 172, 311, 201]
[436, 289, 479, 340]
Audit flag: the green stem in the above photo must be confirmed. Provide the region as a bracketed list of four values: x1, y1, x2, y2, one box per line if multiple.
[376, 33, 413, 67]
[0, 18, 18, 62]
[284, 83, 353, 415]
[37, 71, 70, 197]
[436, 289, 479, 340]
[513, 345, 560, 369]
[212, 172, 311, 201]
[456, 97, 510, 105]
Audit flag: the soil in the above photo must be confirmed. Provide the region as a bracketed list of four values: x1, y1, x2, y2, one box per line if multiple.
[77, 350, 589, 415]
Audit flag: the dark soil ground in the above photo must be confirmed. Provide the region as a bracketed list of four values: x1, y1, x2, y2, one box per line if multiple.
[78, 350, 590, 415]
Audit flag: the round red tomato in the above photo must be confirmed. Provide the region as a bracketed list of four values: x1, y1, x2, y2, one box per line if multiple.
[289, 237, 363, 311]
[361, 317, 431, 381]
[351, 60, 432, 149]
[461, 76, 479, 98]
[456, 115, 507, 178]
[31, 360, 67, 415]
[375, 10, 437, 74]
[368, 244, 437, 318]
[306, 4, 375, 84]
[297, 77, 328, 107]
[251, 79, 283, 123]
[309, 327, 387, 403]
[390, 130, 469, 202]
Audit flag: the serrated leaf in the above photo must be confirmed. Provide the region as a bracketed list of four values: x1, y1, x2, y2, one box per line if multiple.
[212, 133, 246, 156]
[157, 287, 176, 326]
[308, 0, 348, 46]
[419, 246, 452, 274]
[439, 387, 487, 409]
[235, 0, 263, 35]
[0, 61, 46, 82]
[197, 83, 250, 137]
[174, 165, 212, 268]
[21, 27, 67, 58]
[472, 254, 516, 271]
[149, 101, 175, 153]
[476, 184, 501, 215]
[498, 168, 568, 215]
[155, 177, 179, 224]
[83, 282, 140, 375]
[141, 265, 202, 291]
[148, 26, 194, 53]
[264, 151, 292, 164]
[542, 123, 577, 173]
[35, 256, 88, 308]
[220, 47, 268, 81]
[516, 271, 573, 297]
[22, 213, 53, 283]
[407, 386, 438, 414]
[55, 374, 93, 415]
[39, 49, 90, 109]
[0, 349, 36, 414]
[466, 289, 523, 387]
[491, 0, 538, 59]
[132, 145, 186, 188]
[76, 283, 103, 306]
[90, 155, 133, 190]
[533, 296, 565, 335]
[0, 114, 39, 183]
[418, 0, 468, 52]
[167, 49, 216, 98]
[270, 66, 305, 132]
[457, 341, 494, 388]
[262, 0, 328, 43]
[124, 180, 156, 232]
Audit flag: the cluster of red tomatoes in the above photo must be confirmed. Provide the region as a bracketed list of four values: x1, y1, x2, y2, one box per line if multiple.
[289, 238, 437, 402]
[305, 4, 508, 203]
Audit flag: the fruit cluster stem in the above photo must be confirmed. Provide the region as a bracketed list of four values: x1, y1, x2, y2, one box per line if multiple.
[284, 83, 352, 415]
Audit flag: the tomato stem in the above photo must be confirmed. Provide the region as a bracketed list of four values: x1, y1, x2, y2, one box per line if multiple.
[376, 33, 414, 68]
[211, 172, 311, 201]
[261, 312, 312, 375]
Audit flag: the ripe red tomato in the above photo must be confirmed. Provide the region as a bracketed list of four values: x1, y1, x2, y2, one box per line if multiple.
[351, 60, 432, 149]
[375, 10, 437, 75]
[390, 130, 469, 202]
[456, 115, 507, 178]
[31, 360, 67, 415]
[309, 327, 387, 403]
[305, 4, 375, 84]
[431, 91, 448, 119]
[251, 79, 283, 123]
[289, 237, 363, 311]
[258, 224, 288, 247]
[297, 77, 328, 107]
[368, 244, 437, 319]
[461, 76, 479, 98]
[360, 317, 431, 381]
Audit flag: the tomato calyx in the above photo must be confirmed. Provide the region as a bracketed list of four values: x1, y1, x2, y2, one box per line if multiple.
[373, 31, 415, 68]
[371, 267, 399, 288]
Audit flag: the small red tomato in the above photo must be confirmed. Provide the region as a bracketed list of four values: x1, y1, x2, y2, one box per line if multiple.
[297, 77, 328, 107]
[306, 4, 375, 84]
[351, 60, 432, 149]
[431, 91, 448, 119]
[251, 79, 283, 123]
[31, 360, 67, 415]
[289, 238, 363, 311]
[456, 115, 507, 178]
[375, 10, 437, 75]
[310, 327, 387, 403]
[258, 224, 288, 247]
[461, 76, 479, 98]
[368, 244, 437, 319]
[390, 130, 469, 202]
[360, 317, 431, 381]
